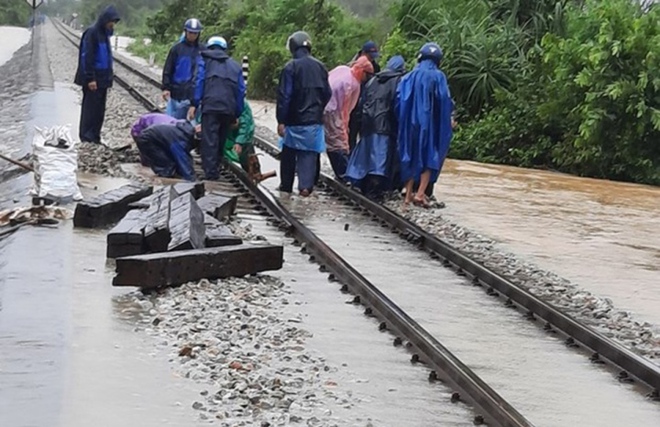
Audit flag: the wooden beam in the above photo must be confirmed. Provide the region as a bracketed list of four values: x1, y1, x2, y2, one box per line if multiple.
[113, 243, 284, 289]
[197, 192, 238, 220]
[73, 183, 153, 228]
[167, 192, 206, 251]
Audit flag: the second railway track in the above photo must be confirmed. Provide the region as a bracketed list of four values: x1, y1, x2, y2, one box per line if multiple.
[50, 18, 660, 426]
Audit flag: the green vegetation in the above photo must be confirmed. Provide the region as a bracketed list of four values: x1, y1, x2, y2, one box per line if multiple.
[0, 0, 31, 26]
[46, 0, 660, 185]
[387, 0, 660, 184]
[141, 0, 384, 99]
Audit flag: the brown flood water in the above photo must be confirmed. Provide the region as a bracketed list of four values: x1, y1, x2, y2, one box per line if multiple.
[436, 160, 660, 325]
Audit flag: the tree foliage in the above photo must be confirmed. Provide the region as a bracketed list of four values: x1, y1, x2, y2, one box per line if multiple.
[62, 0, 660, 185]
[146, 0, 381, 99]
[0, 0, 31, 27]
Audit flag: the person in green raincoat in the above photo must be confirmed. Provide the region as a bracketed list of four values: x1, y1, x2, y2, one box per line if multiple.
[224, 101, 255, 171]
[195, 101, 255, 172]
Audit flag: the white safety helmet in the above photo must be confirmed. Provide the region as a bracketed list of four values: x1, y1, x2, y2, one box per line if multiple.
[207, 36, 228, 50]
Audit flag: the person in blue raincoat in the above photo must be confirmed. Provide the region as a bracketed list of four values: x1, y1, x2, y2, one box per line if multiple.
[188, 36, 246, 181]
[345, 56, 406, 200]
[162, 19, 203, 120]
[134, 121, 200, 182]
[74, 5, 121, 144]
[396, 43, 453, 208]
[276, 31, 332, 197]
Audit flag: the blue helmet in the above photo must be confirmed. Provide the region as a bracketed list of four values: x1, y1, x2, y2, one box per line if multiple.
[207, 36, 228, 50]
[418, 42, 443, 65]
[184, 18, 203, 33]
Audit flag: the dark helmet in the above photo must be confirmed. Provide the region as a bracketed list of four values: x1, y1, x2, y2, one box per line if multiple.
[184, 18, 203, 33]
[418, 42, 443, 65]
[286, 31, 312, 54]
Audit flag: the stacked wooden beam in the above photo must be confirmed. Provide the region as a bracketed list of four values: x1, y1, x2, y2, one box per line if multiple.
[73, 181, 283, 289]
[73, 183, 153, 228]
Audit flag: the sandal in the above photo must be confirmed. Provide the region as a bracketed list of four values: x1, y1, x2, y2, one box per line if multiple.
[413, 196, 431, 209]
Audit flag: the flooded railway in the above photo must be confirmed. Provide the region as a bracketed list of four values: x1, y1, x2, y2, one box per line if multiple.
[2, 19, 660, 427]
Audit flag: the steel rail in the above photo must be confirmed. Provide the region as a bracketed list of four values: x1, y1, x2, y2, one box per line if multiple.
[54, 14, 660, 395]
[250, 134, 660, 395]
[54, 16, 660, 397]
[50, 18, 538, 426]
[222, 162, 535, 427]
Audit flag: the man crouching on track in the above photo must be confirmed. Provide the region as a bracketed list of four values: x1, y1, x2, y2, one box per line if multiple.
[74, 5, 120, 144]
[188, 36, 246, 181]
[134, 120, 200, 182]
[130, 112, 180, 166]
[276, 31, 332, 197]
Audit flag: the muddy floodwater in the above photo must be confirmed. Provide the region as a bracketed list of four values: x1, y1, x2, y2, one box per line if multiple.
[437, 160, 660, 325]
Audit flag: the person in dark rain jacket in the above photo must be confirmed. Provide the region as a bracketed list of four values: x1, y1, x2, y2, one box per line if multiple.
[188, 36, 246, 181]
[74, 5, 120, 144]
[345, 56, 406, 200]
[130, 112, 181, 166]
[134, 121, 199, 182]
[276, 31, 332, 197]
[162, 18, 203, 120]
[347, 41, 381, 151]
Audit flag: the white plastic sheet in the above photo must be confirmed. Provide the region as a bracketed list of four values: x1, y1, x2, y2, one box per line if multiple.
[30, 125, 83, 201]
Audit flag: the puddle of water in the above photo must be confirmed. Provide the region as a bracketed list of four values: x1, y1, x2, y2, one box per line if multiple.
[437, 160, 660, 325]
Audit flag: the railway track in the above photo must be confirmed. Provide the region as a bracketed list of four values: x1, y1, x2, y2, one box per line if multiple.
[50, 18, 660, 426]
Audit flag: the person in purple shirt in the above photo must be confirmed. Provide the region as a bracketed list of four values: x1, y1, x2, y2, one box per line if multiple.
[130, 113, 181, 166]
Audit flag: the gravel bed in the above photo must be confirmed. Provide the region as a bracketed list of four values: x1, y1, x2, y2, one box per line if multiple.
[255, 124, 660, 364]
[386, 200, 660, 364]
[116, 276, 361, 426]
[44, 22, 144, 179]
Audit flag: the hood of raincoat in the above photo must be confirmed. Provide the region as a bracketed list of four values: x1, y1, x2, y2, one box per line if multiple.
[350, 56, 374, 83]
[201, 49, 229, 61]
[96, 5, 120, 35]
[376, 55, 405, 83]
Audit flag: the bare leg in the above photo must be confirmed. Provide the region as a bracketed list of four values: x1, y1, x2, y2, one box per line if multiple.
[404, 179, 414, 206]
[414, 170, 431, 207]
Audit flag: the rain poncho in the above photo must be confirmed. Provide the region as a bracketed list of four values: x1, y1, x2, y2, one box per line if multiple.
[323, 57, 374, 153]
[131, 113, 181, 166]
[131, 113, 179, 139]
[346, 56, 406, 194]
[224, 102, 255, 165]
[135, 122, 197, 181]
[396, 59, 453, 184]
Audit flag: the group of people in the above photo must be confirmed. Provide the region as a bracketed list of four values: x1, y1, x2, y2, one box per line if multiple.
[277, 33, 455, 207]
[75, 6, 455, 207]
[75, 9, 253, 182]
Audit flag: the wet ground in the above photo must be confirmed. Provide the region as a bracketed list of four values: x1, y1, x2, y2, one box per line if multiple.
[1, 22, 484, 427]
[114, 33, 660, 332]
[256, 154, 660, 427]
[3, 20, 659, 426]
[437, 161, 660, 326]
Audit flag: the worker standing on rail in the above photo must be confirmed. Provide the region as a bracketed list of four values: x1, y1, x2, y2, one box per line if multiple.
[347, 41, 381, 151]
[323, 57, 374, 181]
[188, 36, 246, 181]
[134, 121, 200, 182]
[345, 56, 407, 200]
[276, 31, 332, 197]
[396, 43, 454, 208]
[74, 5, 121, 144]
[162, 19, 203, 120]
